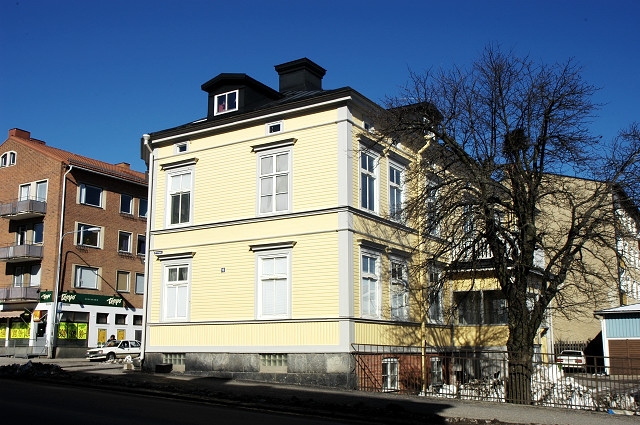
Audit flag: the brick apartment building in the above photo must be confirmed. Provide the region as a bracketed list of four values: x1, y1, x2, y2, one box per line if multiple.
[0, 129, 147, 357]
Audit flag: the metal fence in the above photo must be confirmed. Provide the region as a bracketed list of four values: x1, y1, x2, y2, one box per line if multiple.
[0, 339, 48, 358]
[352, 344, 640, 413]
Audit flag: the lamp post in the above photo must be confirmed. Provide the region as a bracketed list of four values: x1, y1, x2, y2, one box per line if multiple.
[47, 226, 100, 358]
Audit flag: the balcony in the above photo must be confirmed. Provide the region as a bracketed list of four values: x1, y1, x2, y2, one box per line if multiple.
[0, 198, 47, 220]
[0, 244, 44, 263]
[0, 286, 40, 302]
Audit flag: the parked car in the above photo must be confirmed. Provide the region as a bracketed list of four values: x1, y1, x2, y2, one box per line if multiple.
[556, 350, 586, 371]
[86, 340, 141, 361]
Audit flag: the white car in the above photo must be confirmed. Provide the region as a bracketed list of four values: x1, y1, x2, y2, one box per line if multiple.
[86, 340, 141, 361]
[556, 350, 586, 371]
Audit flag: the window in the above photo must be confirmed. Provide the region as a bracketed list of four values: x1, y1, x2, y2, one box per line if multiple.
[167, 171, 192, 225]
[1, 151, 16, 167]
[361, 252, 381, 318]
[214, 90, 238, 115]
[164, 264, 190, 320]
[427, 265, 443, 323]
[120, 194, 133, 214]
[390, 261, 409, 321]
[118, 231, 132, 253]
[133, 315, 143, 326]
[257, 252, 290, 319]
[259, 151, 290, 214]
[96, 313, 108, 324]
[175, 142, 188, 153]
[79, 184, 103, 207]
[33, 223, 44, 244]
[35, 180, 47, 201]
[426, 179, 439, 237]
[454, 290, 507, 325]
[76, 224, 100, 248]
[75, 266, 99, 289]
[139, 198, 148, 218]
[260, 354, 288, 373]
[382, 358, 399, 391]
[16, 225, 26, 245]
[19, 184, 30, 201]
[389, 163, 403, 220]
[116, 271, 130, 292]
[115, 314, 126, 325]
[135, 273, 144, 294]
[136, 234, 146, 256]
[30, 264, 41, 287]
[360, 151, 378, 212]
[266, 121, 283, 135]
[13, 266, 24, 287]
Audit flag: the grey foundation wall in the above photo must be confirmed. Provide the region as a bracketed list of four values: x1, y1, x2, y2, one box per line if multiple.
[144, 352, 357, 389]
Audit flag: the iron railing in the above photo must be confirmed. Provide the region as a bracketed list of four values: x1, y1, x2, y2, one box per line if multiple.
[352, 344, 640, 413]
[0, 339, 48, 358]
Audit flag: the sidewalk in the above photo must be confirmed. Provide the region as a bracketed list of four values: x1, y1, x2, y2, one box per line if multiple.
[0, 357, 637, 425]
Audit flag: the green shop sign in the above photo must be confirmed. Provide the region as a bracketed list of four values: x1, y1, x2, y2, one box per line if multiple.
[39, 291, 124, 308]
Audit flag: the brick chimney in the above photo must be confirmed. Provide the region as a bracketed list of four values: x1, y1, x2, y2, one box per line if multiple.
[9, 128, 31, 139]
[115, 162, 131, 170]
[274, 58, 326, 93]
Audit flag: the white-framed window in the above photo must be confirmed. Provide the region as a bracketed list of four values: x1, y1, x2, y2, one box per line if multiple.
[163, 263, 190, 321]
[120, 194, 133, 214]
[258, 150, 291, 214]
[135, 273, 144, 294]
[136, 234, 146, 256]
[426, 179, 440, 237]
[256, 249, 291, 319]
[74, 265, 99, 289]
[390, 260, 409, 321]
[36, 180, 48, 201]
[16, 225, 26, 245]
[266, 121, 283, 135]
[361, 251, 381, 318]
[382, 358, 399, 391]
[19, 183, 30, 201]
[139, 198, 148, 218]
[79, 184, 103, 207]
[30, 264, 41, 287]
[389, 162, 404, 221]
[167, 169, 193, 225]
[76, 223, 101, 248]
[214, 90, 238, 115]
[427, 265, 443, 323]
[1, 151, 16, 167]
[116, 271, 130, 292]
[360, 151, 378, 213]
[118, 231, 132, 253]
[175, 142, 188, 153]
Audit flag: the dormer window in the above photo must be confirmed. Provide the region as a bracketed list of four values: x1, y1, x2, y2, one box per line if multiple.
[214, 90, 238, 115]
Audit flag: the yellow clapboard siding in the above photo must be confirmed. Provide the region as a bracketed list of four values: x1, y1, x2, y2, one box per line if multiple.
[354, 321, 421, 346]
[149, 321, 340, 347]
[452, 325, 509, 347]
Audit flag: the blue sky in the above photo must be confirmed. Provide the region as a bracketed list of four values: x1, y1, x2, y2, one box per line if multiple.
[1, 0, 638, 171]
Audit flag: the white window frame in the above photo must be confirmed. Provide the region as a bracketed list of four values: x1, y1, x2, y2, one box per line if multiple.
[257, 147, 292, 215]
[76, 223, 102, 248]
[390, 259, 409, 321]
[266, 120, 284, 135]
[79, 184, 103, 208]
[120, 193, 133, 214]
[360, 250, 381, 319]
[175, 142, 188, 153]
[19, 183, 30, 201]
[35, 180, 48, 202]
[74, 265, 100, 289]
[388, 161, 404, 221]
[162, 260, 191, 321]
[428, 265, 443, 323]
[118, 231, 132, 253]
[426, 178, 440, 237]
[214, 90, 238, 115]
[136, 234, 146, 256]
[116, 270, 130, 293]
[135, 273, 144, 294]
[255, 248, 292, 320]
[360, 150, 379, 213]
[1, 151, 16, 167]
[382, 358, 399, 391]
[30, 264, 41, 287]
[165, 167, 194, 227]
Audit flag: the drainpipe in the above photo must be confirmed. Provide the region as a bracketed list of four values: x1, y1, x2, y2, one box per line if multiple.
[140, 134, 153, 364]
[48, 165, 73, 358]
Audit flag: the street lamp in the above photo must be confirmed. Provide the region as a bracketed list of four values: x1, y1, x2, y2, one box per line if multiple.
[47, 226, 100, 358]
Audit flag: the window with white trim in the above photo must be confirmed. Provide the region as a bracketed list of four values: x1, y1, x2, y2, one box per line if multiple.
[389, 163, 403, 221]
[0, 151, 16, 167]
[118, 231, 132, 253]
[382, 358, 399, 391]
[120, 194, 133, 214]
[74, 266, 99, 289]
[427, 265, 443, 323]
[258, 150, 290, 214]
[266, 121, 283, 135]
[139, 198, 148, 218]
[361, 252, 381, 318]
[426, 179, 440, 237]
[164, 263, 190, 320]
[135, 273, 144, 294]
[390, 260, 409, 321]
[136, 234, 146, 256]
[79, 184, 103, 207]
[214, 90, 238, 115]
[30, 264, 41, 286]
[360, 151, 378, 213]
[76, 223, 101, 248]
[35, 180, 47, 201]
[116, 271, 130, 292]
[175, 142, 188, 153]
[167, 170, 192, 225]
[256, 250, 291, 319]
[19, 184, 30, 201]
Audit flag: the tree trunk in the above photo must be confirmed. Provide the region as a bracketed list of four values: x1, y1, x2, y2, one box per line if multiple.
[506, 317, 534, 404]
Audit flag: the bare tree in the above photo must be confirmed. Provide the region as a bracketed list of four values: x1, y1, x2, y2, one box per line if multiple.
[369, 46, 640, 404]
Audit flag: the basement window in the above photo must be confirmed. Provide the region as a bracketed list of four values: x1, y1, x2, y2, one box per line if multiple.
[214, 90, 238, 115]
[260, 353, 288, 373]
[163, 353, 185, 365]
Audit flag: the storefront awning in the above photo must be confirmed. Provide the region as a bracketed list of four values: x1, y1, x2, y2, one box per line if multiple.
[0, 311, 23, 318]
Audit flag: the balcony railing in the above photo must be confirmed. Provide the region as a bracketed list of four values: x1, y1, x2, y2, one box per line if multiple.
[0, 198, 47, 219]
[0, 286, 40, 302]
[0, 244, 44, 262]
